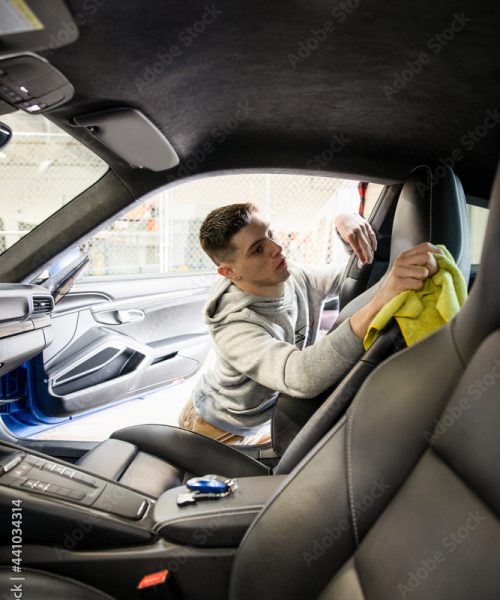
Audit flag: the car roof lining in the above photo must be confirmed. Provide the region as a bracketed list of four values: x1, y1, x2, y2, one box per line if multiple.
[28, 0, 497, 199]
[2, 0, 498, 197]
[0, 0, 499, 282]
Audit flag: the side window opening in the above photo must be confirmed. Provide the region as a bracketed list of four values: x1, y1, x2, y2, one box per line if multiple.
[82, 173, 372, 278]
[467, 201, 489, 265]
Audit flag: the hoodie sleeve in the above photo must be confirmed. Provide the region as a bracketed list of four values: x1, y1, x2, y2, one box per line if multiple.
[213, 317, 364, 398]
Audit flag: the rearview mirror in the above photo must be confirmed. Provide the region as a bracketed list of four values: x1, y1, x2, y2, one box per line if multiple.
[0, 122, 12, 149]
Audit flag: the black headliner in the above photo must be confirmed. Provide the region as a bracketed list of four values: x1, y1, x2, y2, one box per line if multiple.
[0, 1, 499, 282]
[38, 0, 500, 198]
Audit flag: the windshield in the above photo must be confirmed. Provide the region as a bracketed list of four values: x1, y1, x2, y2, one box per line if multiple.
[0, 111, 108, 255]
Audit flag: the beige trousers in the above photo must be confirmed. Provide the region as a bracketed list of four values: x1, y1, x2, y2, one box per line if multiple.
[178, 396, 271, 446]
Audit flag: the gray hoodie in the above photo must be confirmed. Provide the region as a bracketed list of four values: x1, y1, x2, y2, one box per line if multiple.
[192, 263, 365, 435]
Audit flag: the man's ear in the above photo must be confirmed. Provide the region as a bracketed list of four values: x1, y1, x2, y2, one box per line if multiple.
[217, 264, 239, 281]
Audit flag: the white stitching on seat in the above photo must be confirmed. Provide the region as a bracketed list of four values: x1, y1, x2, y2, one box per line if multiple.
[428, 166, 433, 240]
[411, 164, 433, 241]
[237, 416, 347, 549]
[346, 394, 361, 547]
[153, 505, 264, 531]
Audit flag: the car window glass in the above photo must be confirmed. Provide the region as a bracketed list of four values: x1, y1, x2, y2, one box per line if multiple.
[81, 174, 363, 278]
[0, 111, 108, 255]
[467, 203, 489, 264]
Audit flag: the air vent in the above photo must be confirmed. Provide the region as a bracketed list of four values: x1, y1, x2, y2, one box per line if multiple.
[32, 296, 53, 315]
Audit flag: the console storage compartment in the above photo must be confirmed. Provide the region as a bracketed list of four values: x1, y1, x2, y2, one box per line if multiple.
[153, 475, 286, 547]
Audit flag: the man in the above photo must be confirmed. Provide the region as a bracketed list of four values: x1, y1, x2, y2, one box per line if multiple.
[178, 202, 441, 444]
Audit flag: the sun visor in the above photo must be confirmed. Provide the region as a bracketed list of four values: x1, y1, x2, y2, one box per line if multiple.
[0, 0, 78, 53]
[74, 108, 180, 171]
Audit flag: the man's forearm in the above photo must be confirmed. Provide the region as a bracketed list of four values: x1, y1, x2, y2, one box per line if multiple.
[349, 296, 385, 340]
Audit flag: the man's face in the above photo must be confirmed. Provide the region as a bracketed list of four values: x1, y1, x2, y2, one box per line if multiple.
[219, 211, 290, 294]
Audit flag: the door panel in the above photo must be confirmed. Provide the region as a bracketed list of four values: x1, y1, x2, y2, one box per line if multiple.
[34, 273, 216, 420]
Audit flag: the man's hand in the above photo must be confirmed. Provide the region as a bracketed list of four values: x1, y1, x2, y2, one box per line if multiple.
[335, 213, 377, 266]
[349, 242, 444, 339]
[374, 242, 444, 309]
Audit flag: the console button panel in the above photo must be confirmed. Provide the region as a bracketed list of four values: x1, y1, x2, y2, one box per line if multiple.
[0, 451, 149, 520]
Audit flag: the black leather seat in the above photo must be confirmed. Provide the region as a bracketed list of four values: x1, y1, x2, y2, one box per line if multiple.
[77, 165, 470, 498]
[229, 163, 500, 600]
[0, 567, 116, 599]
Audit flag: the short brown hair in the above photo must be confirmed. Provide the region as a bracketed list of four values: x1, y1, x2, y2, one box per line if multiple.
[199, 202, 258, 265]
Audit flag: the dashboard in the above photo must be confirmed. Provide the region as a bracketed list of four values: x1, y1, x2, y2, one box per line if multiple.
[0, 283, 54, 378]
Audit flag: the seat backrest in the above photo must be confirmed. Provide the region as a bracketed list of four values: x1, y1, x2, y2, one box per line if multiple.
[229, 163, 500, 600]
[335, 164, 470, 323]
[272, 165, 470, 460]
[338, 182, 401, 309]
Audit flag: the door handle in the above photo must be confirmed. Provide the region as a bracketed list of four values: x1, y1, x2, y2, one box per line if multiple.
[115, 309, 145, 324]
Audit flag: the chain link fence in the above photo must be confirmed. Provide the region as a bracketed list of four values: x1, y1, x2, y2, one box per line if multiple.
[0, 112, 490, 279]
[0, 112, 107, 256]
[1, 112, 383, 277]
[84, 174, 363, 277]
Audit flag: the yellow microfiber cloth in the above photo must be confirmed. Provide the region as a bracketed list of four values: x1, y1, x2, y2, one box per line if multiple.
[363, 245, 468, 350]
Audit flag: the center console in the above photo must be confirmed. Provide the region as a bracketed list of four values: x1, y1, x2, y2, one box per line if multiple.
[0, 442, 154, 552]
[0, 447, 149, 520]
[0, 440, 282, 599]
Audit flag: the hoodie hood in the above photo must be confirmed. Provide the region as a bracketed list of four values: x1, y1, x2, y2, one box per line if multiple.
[204, 276, 291, 325]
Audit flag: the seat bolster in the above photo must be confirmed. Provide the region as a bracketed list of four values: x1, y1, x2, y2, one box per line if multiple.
[76, 438, 137, 480]
[230, 421, 356, 600]
[119, 451, 182, 498]
[318, 559, 365, 600]
[111, 424, 270, 477]
[0, 567, 116, 599]
[348, 325, 465, 541]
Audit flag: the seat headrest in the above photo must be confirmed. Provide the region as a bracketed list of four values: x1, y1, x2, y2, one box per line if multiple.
[390, 165, 470, 281]
[335, 165, 470, 326]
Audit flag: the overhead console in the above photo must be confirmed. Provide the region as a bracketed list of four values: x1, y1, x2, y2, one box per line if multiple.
[0, 283, 54, 377]
[0, 54, 74, 114]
